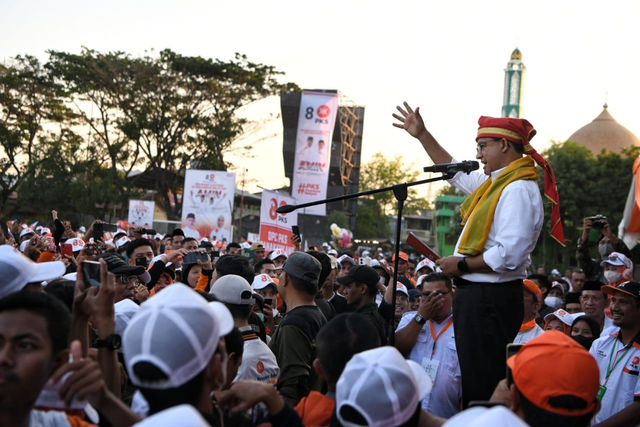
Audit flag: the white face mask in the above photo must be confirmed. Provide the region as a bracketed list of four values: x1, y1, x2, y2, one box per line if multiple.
[544, 296, 563, 309]
[604, 270, 621, 284]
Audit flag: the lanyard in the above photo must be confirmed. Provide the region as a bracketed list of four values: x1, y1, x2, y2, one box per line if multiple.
[429, 318, 453, 359]
[604, 337, 631, 387]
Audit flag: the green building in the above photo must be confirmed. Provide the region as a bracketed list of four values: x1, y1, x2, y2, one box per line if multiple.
[502, 48, 526, 118]
[435, 194, 465, 257]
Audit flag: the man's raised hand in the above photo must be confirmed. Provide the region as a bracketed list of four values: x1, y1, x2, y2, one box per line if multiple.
[392, 102, 427, 140]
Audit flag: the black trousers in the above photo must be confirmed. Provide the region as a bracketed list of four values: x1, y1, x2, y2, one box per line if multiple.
[453, 277, 524, 408]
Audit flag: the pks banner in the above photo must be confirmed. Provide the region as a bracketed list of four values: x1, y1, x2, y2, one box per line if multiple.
[259, 190, 298, 255]
[127, 200, 155, 228]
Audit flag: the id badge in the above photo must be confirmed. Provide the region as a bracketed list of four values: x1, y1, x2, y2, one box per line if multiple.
[597, 385, 607, 400]
[421, 358, 440, 385]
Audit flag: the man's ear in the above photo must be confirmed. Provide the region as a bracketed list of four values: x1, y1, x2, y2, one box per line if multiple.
[313, 358, 326, 381]
[205, 352, 223, 389]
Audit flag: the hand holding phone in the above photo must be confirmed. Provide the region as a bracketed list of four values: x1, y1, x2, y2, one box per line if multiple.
[81, 261, 101, 287]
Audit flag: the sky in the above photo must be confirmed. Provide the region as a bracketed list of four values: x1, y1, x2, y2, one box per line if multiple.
[3, 0, 640, 195]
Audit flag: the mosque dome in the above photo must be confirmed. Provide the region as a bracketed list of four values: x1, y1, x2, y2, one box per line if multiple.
[567, 105, 640, 154]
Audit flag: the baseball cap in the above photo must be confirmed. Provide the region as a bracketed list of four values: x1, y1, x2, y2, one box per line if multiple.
[543, 309, 575, 327]
[283, 251, 322, 286]
[600, 252, 632, 269]
[337, 255, 356, 266]
[269, 249, 287, 261]
[507, 331, 599, 416]
[328, 249, 338, 257]
[550, 281, 566, 297]
[602, 280, 640, 299]
[251, 274, 278, 292]
[79, 226, 86, 233]
[443, 406, 528, 427]
[210, 275, 255, 305]
[115, 236, 131, 249]
[523, 279, 542, 304]
[416, 258, 436, 273]
[249, 241, 265, 251]
[336, 346, 431, 427]
[0, 246, 65, 299]
[19, 229, 35, 239]
[392, 251, 409, 262]
[396, 282, 409, 297]
[337, 265, 380, 287]
[416, 274, 429, 288]
[408, 289, 421, 301]
[97, 254, 145, 276]
[114, 299, 139, 337]
[123, 284, 233, 389]
[65, 237, 85, 253]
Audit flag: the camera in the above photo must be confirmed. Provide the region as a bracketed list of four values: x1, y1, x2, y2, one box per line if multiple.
[589, 215, 607, 229]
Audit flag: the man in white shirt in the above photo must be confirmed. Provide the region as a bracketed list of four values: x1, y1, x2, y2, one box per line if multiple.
[514, 279, 544, 344]
[590, 281, 640, 425]
[393, 103, 563, 406]
[395, 273, 461, 418]
[182, 213, 201, 240]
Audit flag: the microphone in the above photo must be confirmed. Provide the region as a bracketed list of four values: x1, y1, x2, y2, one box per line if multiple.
[276, 204, 297, 214]
[423, 160, 479, 175]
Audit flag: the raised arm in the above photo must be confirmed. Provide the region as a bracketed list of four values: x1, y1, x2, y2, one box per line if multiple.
[392, 102, 453, 165]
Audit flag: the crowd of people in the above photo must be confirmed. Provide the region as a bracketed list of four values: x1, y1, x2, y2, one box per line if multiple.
[1, 108, 639, 426]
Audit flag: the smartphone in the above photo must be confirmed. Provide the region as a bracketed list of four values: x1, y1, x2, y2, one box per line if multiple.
[264, 298, 273, 307]
[94, 223, 117, 238]
[135, 256, 148, 268]
[292, 225, 300, 239]
[211, 250, 220, 262]
[62, 243, 73, 258]
[182, 252, 210, 265]
[358, 257, 371, 266]
[506, 343, 524, 387]
[82, 260, 101, 287]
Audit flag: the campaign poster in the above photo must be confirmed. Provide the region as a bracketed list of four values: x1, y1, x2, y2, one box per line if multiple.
[259, 190, 298, 255]
[181, 170, 236, 242]
[291, 91, 339, 216]
[127, 200, 155, 228]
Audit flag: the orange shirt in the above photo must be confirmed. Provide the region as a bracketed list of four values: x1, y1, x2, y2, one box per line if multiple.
[294, 391, 335, 427]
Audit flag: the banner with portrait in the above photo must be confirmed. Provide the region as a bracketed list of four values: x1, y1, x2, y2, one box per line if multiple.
[291, 91, 339, 216]
[259, 190, 298, 254]
[127, 200, 155, 228]
[181, 170, 236, 242]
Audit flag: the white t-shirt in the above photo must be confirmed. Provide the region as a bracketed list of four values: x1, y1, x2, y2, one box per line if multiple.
[513, 323, 544, 344]
[590, 328, 640, 423]
[234, 329, 280, 384]
[397, 312, 461, 419]
[448, 158, 544, 283]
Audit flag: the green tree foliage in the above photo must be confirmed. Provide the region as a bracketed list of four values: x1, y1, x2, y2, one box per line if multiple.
[355, 153, 431, 239]
[532, 141, 640, 267]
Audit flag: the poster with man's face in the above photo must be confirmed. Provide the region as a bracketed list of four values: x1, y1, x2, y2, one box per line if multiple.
[181, 170, 236, 242]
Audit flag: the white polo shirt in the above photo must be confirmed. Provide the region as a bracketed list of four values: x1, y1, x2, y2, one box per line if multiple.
[397, 311, 461, 419]
[234, 326, 280, 384]
[513, 322, 544, 344]
[448, 158, 544, 283]
[590, 328, 640, 423]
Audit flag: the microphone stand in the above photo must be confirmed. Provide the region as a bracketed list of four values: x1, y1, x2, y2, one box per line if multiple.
[277, 172, 457, 346]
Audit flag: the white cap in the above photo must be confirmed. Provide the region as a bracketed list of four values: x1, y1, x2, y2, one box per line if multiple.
[416, 258, 436, 273]
[115, 236, 131, 249]
[122, 284, 233, 389]
[322, 242, 330, 248]
[416, 274, 430, 288]
[62, 272, 77, 281]
[133, 404, 209, 427]
[361, 250, 370, 257]
[79, 226, 86, 233]
[600, 252, 632, 269]
[269, 249, 288, 261]
[65, 237, 85, 253]
[114, 299, 139, 337]
[336, 346, 432, 427]
[210, 275, 256, 305]
[251, 274, 278, 292]
[19, 229, 35, 239]
[0, 246, 65, 299]
[396, 282, 409, 297]
[35, 226, 43, 232]
[443, 406, 528, 427]
[19, 240, 29, 252]
[337, 255, 356, 266]
[41, 227, 51, 235]
[544, 309, 575, 327]
[328, 249, 338, 257]
[369, 259, 381, 268]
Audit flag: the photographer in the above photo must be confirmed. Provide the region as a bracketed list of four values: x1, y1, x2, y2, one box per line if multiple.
[576, 215, 630, 282]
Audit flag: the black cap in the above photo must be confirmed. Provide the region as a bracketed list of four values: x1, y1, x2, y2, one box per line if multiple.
[96, 254, 145, 276]
[603, 281, 640, 299]
[583, 281, 606, 292]
[337, 265, 380, 287]
[172, 228, 185, 238]
[200, 241, 213, 248]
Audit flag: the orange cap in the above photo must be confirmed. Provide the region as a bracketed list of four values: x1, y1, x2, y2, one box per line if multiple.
[507, 331, 599, 416]
[523, 279, 542, 304]
[392, 251, 409, 262]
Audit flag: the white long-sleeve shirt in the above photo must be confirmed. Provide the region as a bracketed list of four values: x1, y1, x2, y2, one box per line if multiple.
[448, 158, 544, 283]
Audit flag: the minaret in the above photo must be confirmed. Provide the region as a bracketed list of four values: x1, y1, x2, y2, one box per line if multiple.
[502, 48, 526, 118]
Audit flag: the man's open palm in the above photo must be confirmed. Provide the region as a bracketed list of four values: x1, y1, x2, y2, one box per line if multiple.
[392, 102, 426, 139]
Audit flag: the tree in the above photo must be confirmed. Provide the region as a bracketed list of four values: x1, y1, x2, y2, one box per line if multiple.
[355, 153, 431, 238]
[532, 141, 639, 268]
[47, 48, 297, 219]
